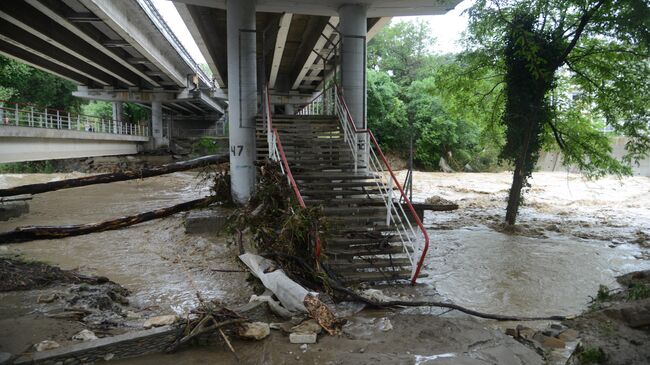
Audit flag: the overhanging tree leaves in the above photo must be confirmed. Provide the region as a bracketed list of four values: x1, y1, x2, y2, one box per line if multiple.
[462, 0, 650, 224]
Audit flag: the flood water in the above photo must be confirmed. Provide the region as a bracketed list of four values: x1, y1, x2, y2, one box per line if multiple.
[0, 172, 250, 314]
[1, 171, 649, 317]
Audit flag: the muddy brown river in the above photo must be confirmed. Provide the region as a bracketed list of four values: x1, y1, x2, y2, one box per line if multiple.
[1, 171, 649, 316]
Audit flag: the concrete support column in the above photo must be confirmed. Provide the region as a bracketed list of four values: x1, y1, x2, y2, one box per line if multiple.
[339, 4, 367, 129]
[112, 101, 123, 134]
[284, 103, 294, 115]
[227, 0, 257, 204]
[151, 100, 164, 149]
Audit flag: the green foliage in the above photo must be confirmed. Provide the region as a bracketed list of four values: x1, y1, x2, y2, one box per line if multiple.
[596, 284, 611, 302]
[192, 137, 220, 155]
[368, 20, 436, 87]
[0, 55, 80, 111]
[366, 70, 407, 152]
[81, 101, 113, 120]
[627, 283, 650, 300]
[0, 161, 56, 173]
[578, 346, 607, 364]
[366, 20, 505, 171]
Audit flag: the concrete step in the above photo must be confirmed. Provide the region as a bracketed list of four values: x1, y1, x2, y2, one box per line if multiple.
[295, 173, 378, 180]
[322, 206, 387, 215]
[327, 245, 412, 258]
[338, 269, 413, 284]
[326, 258, 412, 270]
[328, 235, 402, 246]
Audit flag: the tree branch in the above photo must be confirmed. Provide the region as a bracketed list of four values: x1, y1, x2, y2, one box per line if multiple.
[556, 0, 608, 67]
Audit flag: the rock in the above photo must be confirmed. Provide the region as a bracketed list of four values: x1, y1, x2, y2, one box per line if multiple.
[238, 322, 270, 340]
[439, 157, 455, 173]
[291, 319, 322, 334]
[378, 317, 393, 332]
[558, 328, 579, 342]
[463, 163, 475, 172]
[35, 340, 60, 352]
[290, 332, 317, 344]
[125, 310, 141, 319]
[516, 325, 536, 340]
[541, 336, 566, 349]
[620, 300, 650, 328]
[0, 352, 11, 365]
[300, 344, 308, 352]
[37, 293, 59, 304]
[72, 329, 98, 341]
[143, 314, 177, 329]
[104, 353, 114, 361]
[505, 328, 517, 337]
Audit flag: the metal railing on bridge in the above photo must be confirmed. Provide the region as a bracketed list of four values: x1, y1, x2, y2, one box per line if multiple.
[0, 100, 149, 137]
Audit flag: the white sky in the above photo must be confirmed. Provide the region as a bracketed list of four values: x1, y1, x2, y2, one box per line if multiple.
[151, 0, 472, 65]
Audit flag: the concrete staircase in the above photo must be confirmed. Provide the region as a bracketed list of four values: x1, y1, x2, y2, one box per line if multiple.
[257, 114, 415, 284]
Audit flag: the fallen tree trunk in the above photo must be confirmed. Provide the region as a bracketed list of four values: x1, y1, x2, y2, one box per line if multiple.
[0, 154, 228, 197]
[0, 195, 218, 244]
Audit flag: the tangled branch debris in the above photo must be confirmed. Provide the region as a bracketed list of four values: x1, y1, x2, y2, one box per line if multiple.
[166, 297, 246, 353]
[227, 161, 327, 281]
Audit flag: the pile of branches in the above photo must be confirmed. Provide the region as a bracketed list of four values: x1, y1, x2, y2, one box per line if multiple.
[227, 160, 327, 283]
[167, 297, 246, 353]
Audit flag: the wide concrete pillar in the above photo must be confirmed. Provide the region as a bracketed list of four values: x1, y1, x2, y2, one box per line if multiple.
[227, 0, 257, 204]
[112, 101, 123, 134]
[151, 100, 164, 149]
[338, 4, 367, 129]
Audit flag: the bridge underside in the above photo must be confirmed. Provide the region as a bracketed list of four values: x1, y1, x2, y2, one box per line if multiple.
[0, 126, 147, 163]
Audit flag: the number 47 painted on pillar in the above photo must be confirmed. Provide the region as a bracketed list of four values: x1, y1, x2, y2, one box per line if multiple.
[231, 145, 244, 156]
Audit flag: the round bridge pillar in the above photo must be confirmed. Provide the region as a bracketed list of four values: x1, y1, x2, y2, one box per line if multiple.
[227, 0, 257, 204]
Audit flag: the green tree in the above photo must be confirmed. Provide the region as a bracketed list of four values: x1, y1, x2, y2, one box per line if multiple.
[0, 55, 80, 111]
[462, 0, 650, 224]
[368, 20, 436, 87]
[366, 69, 407, 151]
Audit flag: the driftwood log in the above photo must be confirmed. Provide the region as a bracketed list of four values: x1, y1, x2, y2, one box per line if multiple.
[0, 154, 228, 197]
[0, 195, 218, 244]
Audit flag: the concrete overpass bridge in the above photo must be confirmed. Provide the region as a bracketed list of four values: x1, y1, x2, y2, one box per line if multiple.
[0, 0, 225, 150]
[0, 100, 148, 163]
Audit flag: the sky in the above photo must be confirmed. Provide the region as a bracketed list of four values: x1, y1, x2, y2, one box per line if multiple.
[151, 0, 472, 65]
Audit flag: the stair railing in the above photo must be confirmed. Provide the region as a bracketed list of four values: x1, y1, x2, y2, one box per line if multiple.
[263, 85, 323, 259]
[298, 84, 429, 285]
[0, 100, 148, 137]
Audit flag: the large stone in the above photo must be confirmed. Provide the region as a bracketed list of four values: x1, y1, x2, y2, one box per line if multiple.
[558, 328, 579, 342]
[184, 208, 230, 234]
[0, 200, 29, 221]
[238, 322, 270, 340]
[35, 340, 60, 352]
[143, 315, 178, 329]
[72, 329, 98, 341]
[289, 332, 317, 344]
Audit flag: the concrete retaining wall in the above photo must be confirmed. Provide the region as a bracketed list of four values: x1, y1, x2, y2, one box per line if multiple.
[537, 136, 650, 177]
[13, 326, 180, 365]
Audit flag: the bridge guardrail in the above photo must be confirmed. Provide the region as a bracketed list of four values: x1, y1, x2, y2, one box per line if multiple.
[0, 101, 149, 137]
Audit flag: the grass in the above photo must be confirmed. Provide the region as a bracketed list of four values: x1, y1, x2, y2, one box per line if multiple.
[627, 283, 650, 300]
[579, 346, 606, 364]
[0, 160, 56, 173]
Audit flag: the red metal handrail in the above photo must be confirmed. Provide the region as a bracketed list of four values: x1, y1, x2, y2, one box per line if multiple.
[265, 85, 322, 259]
[335, 86, 429, 285]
